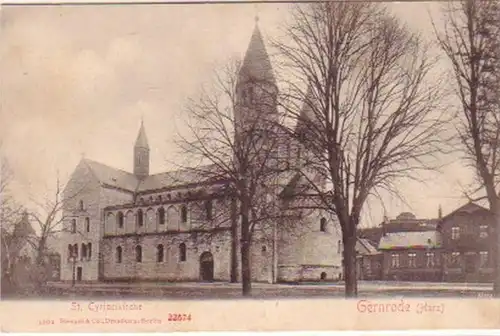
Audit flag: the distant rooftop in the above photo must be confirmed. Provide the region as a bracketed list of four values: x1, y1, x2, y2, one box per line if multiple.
[378, 231, 441, 250]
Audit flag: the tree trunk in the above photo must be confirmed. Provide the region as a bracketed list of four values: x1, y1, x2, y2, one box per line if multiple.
[230, 197, 238, 283]
[493, 206, 500, 297]
[240, 239, 252, 296]
[240, 199, 252, 297]
[343, 231, 358, 298]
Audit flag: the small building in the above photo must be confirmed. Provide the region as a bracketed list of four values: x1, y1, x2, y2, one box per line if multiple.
[378, 231, 442, 281]
[356, 238, 382, 280]
[438, 202, 495, 283]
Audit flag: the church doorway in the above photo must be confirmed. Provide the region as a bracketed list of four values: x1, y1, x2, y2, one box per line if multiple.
[199, 252, 214, 282]
[76, 267, 83, 282]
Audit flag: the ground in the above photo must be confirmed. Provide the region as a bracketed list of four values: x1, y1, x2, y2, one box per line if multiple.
[2, 281, 494, 299]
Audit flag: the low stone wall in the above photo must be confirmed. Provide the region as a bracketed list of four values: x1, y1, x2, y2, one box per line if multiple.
[278, 265, 341, 283]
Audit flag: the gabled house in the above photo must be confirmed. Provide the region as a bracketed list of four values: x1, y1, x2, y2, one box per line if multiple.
[378, 230, 442, 281]
[437, 202, 496, 283]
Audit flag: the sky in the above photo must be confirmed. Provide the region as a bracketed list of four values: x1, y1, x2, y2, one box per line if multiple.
[0, 1, 479, 227]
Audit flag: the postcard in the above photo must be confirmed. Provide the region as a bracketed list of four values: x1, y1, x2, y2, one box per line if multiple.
[0, 0, 499, 332]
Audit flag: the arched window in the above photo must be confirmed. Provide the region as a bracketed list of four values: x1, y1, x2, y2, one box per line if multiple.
[71, 219, 76, 233]
[158, 207, 165, 225]
[320, 217, 327, 232]
[79, 200, 84, 211]
[73, 244, 78, 258]
[85, 217, 90, 232]
[167, 194, 172, 200]
[157, 244, 164, 263]
[179, 243, 186, 262]
[81, 243, 87, 260]
[262, 245, 267, 253]
[117, 212, 124, 229]
[181, 205, 188, 223]
[137, 209, 144, 227]
[116, 246, 122, 263]
[139, 197, 144, 204]
[320, 272, 327, 281]
[337, 240, 342, 254]
[135, 245, 142, 262]
[205, 200, 213, 220]
[87, 243, 92, 260]
[149, 196, 153, 203]
[158, 195, 162, 203]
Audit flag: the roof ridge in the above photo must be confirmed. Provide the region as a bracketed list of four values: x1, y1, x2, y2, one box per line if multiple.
[84, 158, 135, 176]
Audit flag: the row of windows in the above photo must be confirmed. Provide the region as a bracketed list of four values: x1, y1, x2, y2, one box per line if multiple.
[116, 243, 187, 263]
[390, 252, 437, 268]
[115, 243, 270, 264]
[113, 201, 213, 229]
[70, 217, 90, 234]
[136, 192, 220, 207]
[451, 225, 489, 240]
[67, 243, 92, 261]
[448, 251, 489, 267]
[390, 251, 490, 268]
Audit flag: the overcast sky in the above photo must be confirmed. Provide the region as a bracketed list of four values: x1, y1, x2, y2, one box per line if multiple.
[0, 2, 478, 227]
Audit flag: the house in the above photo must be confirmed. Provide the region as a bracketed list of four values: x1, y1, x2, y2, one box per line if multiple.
[378, 230, 442, 281]
[438, 202, 496, 283]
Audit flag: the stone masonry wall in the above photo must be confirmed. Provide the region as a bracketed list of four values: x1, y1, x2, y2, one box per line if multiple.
[102, 230, 232, 281]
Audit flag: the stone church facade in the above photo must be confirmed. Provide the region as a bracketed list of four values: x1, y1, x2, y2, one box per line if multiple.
[60, 23, 343, 284]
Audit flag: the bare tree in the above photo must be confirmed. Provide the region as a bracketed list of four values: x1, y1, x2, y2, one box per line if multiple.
[176, 56, 286, 296]
[274, 2, 446, 297]
[23, 174, 88, 290]
[0, 150, 25, 294]
[432, 0, 500, 295]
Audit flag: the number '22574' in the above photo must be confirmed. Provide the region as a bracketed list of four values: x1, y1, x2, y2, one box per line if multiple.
[168, 313, 191, 322]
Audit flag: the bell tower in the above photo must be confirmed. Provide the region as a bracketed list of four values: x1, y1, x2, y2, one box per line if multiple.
[234, 20, 278, 136]
[134, 119, 150, 180]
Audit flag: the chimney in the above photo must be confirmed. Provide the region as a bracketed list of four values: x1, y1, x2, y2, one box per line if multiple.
[382, 214, 389, 237]
[438, 205, 443, 219]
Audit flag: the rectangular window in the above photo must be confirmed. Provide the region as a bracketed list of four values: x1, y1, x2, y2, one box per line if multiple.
[426, 252, 435, 268]
[480, 225, 488, 238]
[480, 251, 488, 267]
[365, 260, 371, 274]
[391, 254, 400, 268]
[451, 226, 460, 240]
[408, 253, 417, 268]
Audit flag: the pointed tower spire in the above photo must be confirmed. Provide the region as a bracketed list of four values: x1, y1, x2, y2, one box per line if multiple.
[135, 119, 149, 149]
[438, 204, 443, 219]
[134, 119, 150, 179]
[237, 21, 276, 87]
[295, 86, 318, 135]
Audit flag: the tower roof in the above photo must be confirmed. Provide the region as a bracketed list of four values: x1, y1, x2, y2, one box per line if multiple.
[134, 120, 149, 149]
[238, 23, 276, 87]
[295, 86, 319, 135]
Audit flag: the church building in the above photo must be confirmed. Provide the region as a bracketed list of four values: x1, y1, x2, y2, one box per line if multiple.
[60, 22, 343, 284]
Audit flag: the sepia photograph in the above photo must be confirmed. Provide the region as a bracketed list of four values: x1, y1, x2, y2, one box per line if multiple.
[0, 0, 499, 330]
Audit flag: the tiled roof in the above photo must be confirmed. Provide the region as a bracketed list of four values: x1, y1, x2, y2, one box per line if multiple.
[378, 231, 441, 250]
[84, 159, 139, 192]
[442, 202, 489, 220]
[357, 238, 380, 255]
[83, 159, 223, 193]
[137, 164, 221, 192]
